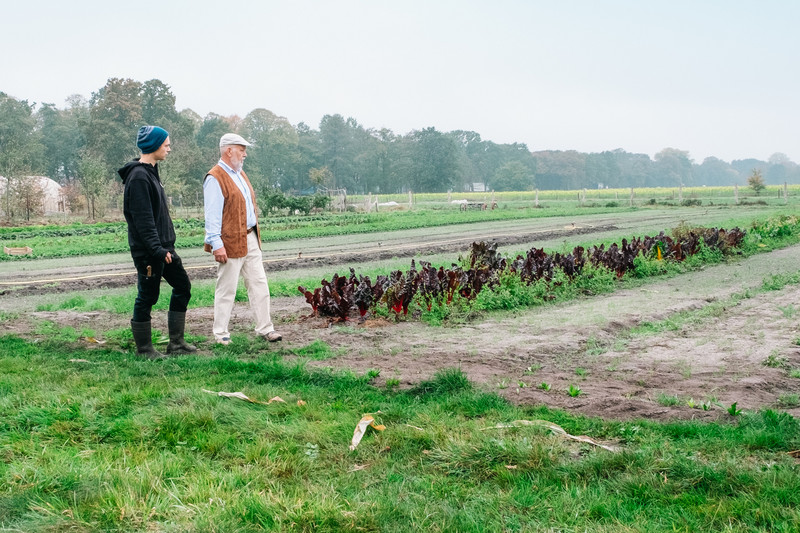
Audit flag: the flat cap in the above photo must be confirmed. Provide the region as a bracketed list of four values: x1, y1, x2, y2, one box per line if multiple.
[219, 133, 252, 148]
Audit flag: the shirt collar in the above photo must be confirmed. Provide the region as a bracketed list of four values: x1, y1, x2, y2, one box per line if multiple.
[218, 159, 238, 175]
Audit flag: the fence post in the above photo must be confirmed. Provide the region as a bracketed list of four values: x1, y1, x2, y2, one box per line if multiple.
[679, 185, 683, 203]
[784, 182, 789, 204]
[408, 191, 413, 209]
[629, 188, 634, 207]
[535, 189, 539, 207]
[734, 184, 739, 205]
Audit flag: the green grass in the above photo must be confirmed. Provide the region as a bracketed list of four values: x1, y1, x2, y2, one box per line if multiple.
[1, 336, 799, 531]
[778, 394, 800, 408]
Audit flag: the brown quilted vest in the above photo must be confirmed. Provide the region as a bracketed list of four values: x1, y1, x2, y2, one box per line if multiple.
[203, 165, 261, 258]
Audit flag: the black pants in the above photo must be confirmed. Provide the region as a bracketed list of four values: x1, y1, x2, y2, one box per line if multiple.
[132, 252, 192, 322]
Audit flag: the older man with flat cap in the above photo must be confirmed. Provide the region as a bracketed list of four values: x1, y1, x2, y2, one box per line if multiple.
[203, 133, 282, 345]
[118, 126, 196, 359]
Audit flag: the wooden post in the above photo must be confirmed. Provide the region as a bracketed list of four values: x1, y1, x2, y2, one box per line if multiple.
[679, 185, 683, 203]
[408, 191, 413, 209]
[535, 189, 539, 207]
[629, 188, 634, 207]
[734, 184, 739, 205]
[784, 182, 789, 204]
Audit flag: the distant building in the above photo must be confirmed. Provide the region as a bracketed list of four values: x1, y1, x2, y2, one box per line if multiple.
[0, 175, 66, 215]
[465, 182, 486, 192]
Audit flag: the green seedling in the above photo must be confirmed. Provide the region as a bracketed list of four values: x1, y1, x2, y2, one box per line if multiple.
[539, 382, 551, 391]
[657, 393, 680, 407]
[727, 402, 742, 416]
[763, 351, 788, 368]
[524, 364, 541, 375]
[568, 384, 582, 397]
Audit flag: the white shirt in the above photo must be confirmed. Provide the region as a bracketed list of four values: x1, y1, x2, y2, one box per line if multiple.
[203, 159, 257, 251]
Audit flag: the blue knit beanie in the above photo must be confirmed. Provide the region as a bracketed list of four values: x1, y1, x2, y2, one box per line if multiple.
[137, 126, 169, 154]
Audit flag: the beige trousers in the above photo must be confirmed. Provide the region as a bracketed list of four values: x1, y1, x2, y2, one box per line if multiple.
[212, 231, 274, 341]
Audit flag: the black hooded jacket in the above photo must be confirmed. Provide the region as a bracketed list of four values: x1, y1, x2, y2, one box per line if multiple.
[117, 159, 175, 260]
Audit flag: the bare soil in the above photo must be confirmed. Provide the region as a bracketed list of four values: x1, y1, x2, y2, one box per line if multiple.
[8, 244, 800, 423]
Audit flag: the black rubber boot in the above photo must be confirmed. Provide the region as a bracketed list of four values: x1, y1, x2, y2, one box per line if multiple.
[166, 311, 197, 354]
[130, 320, 168, 360]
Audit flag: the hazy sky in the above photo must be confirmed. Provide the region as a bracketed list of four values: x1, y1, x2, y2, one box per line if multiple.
[2, 0, 798, 163]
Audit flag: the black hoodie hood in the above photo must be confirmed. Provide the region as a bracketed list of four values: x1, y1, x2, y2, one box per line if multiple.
[118, 158, 159, 185]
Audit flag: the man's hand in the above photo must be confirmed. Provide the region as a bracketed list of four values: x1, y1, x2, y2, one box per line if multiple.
[213, 246, 228, 264]
[165, 251, 173, 264]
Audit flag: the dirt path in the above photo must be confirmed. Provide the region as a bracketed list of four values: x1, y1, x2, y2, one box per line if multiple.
[12, 243, 800, 422]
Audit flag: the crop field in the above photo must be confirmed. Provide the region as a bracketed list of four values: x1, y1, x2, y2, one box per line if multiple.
[2, 200, 800, 531]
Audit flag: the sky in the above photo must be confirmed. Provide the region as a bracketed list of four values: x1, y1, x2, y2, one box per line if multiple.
[2, 0, 798, 163]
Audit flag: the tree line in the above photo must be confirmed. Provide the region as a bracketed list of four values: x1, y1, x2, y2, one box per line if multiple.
[1, 77, 799, 220]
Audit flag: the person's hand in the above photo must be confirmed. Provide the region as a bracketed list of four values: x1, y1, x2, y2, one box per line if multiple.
[213, 246, 228, 264]
[165, 251, 173, 264]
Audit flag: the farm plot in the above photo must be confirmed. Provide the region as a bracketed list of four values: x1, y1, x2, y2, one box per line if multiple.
[3, 207, 800, 422]
[0, 204, 780, 294]
[275, 243, 800, 421]
[9, 242, 800, 422]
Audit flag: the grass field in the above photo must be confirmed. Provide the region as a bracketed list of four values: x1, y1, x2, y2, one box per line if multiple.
[352, 184, 800, 208]
[2, 198, 800, 531]
[1, 337, 799, 532]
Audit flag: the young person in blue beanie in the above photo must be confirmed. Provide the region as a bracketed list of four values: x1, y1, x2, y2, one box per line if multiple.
[117, 126, 196, 359]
